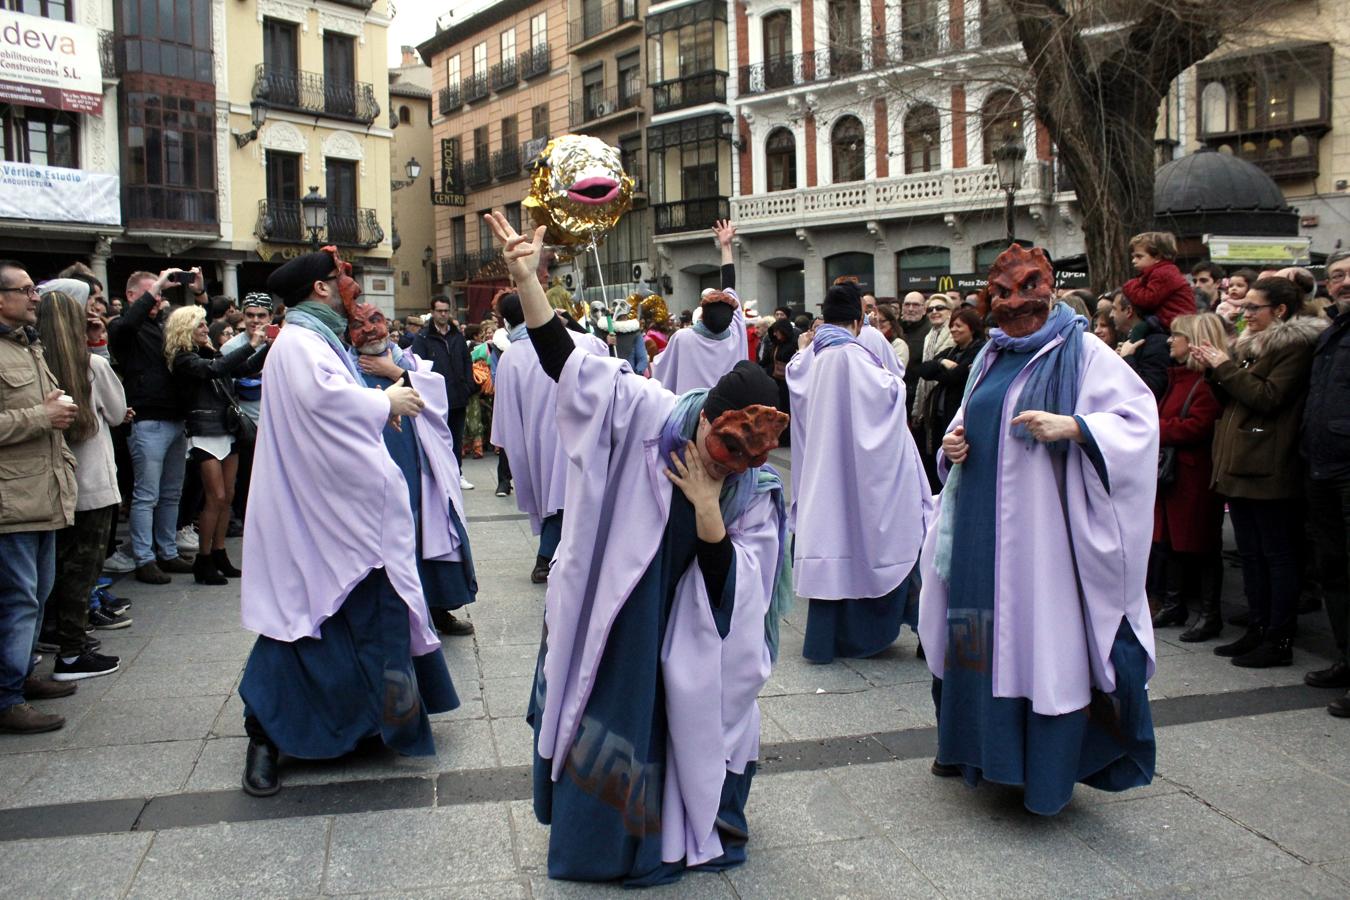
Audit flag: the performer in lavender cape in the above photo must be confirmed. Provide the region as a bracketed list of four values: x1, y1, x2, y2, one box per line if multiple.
[346, 303, 478, 637]
[236, 250, 458, 798]
[786, 280, 932, 663]
[490, 291, 606, 584]
[918, 244, 1158, 815]
[850, 279, 908, 381]
[484, 211, 793, 886]
[650, 220, 748, 392]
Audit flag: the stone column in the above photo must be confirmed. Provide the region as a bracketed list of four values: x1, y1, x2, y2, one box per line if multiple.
[90, 236, 112, 292]
[221, 261, 240, 299]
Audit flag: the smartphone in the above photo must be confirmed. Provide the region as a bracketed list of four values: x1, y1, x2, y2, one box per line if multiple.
[265, 324, 280, 340]
[170, 271, 195, 285]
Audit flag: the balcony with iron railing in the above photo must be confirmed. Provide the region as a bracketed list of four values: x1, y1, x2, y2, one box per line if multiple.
[653, 196, 730, 235]
[252, 64, 380, 124]
[520, 42, 551, 79]
[738, 31, 952, 97]
[254, 199, 384, 248]
[569, 84, 643, 128]
[491, 57, 518, 92]
[570, 0, 641, 51]
[493, 146, 521, 180]
[464, 72, 489, 103]
[465, 156, 492, 188]
[438, 84, 461, 115]
[651, 70, 726, 114]
[440, 250, 498, 283]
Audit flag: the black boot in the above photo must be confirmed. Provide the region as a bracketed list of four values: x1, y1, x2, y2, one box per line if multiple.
[1228, 609, 1251, 627]
[193, 554, 227, 586]
[1152, 594, 1189, 628]
[212, 548, 241, 578]
[530, 555, 550, 584]
[1232, 635, 1293, 668]
[1180, 559, 1223, 643]
[242, 737, 280, 796]
[1214, 625, 1262, 658]
[931, 760, 961, 777]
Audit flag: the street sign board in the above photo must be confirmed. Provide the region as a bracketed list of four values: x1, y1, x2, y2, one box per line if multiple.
[1203, 235, 1313, 265]
[0, 10, 103, 115]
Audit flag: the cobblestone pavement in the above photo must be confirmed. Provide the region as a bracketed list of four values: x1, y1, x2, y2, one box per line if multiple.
[3, 452, 1348, 899]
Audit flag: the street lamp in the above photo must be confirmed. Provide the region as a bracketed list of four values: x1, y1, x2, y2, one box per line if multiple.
[232, 98, 269, 148]
[392, 157, 423, 191]
[992, 136, 1026, 247]
[300, 186, 327, 249]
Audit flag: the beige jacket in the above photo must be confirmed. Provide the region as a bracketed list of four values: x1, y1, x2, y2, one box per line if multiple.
[0, 325, 76, 533]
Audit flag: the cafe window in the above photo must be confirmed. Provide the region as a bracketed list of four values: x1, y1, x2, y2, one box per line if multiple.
[3, 0, 73, 20]
[830, 115, 865, 183]
[765, 127, 796, 192]
[903, 103, 940, 173]
[2, 106, 78, 169]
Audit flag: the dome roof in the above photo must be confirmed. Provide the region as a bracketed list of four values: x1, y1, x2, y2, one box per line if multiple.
[1153, 148, 1297, 237]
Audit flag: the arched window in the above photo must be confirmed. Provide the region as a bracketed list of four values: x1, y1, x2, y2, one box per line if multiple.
[1200, 81, 1228, 135]
[763, 11, 793, 90]
[1290, 134, 1312, 158]
[903, 104, 940, 173]
[398, 105, 411, 125]
[831, 115, 865, 183]
[766, 127, 797, 192]
[827, 0, 862, 75]
[980, 89, 1023, 164]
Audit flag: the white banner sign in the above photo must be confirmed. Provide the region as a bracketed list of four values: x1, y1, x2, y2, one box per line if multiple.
[0, 162, 120, 226]
[0, 10, 103, 114]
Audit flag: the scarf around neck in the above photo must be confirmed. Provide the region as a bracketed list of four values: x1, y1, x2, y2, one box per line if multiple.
[811, 323, 858, 354]
[693, 320, 732, 341]
[286, 303, 363, 382]
[507, 322, 529, 343]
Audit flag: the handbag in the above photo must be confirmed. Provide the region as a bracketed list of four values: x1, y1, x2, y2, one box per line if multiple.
[213, 379, 258, 445]
[1157, 377, 1201, 487]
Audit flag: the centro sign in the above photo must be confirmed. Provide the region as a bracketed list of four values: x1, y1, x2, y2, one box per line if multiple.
[0, 10, 102, 115]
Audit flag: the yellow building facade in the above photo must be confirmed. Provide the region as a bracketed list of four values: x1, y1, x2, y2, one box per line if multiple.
[388, 47, 437, 321]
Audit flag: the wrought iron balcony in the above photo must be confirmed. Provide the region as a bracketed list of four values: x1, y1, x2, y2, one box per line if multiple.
[569, 84, 643, 128]
[651, 70, 726, 114]
[653, 197, 729, 235]
[520, 43, 551, 79]
[493, 147, 521, 180]
[252, 64, 380, 124]
[570, 0, 640, 47]
[491, 57, 518, 92]
[464, 72, 489, 103]
[438, 84, 461, 115]
[254, 199, 384, 248]
[465, 156, 491, 188]
[738, 33, 948, 96]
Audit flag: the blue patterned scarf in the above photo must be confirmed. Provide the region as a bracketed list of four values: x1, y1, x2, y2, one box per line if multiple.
[933, 303, 1085, 585]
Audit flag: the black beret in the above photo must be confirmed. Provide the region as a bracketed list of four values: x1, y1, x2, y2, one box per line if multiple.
[706, 360, 780, 420]
[266, 252, 337, 307]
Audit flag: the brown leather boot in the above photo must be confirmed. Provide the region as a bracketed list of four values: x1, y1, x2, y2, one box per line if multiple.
[0, 702, 65, 734]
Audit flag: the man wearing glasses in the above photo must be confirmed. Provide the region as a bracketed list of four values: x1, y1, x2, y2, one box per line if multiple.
[0, 261, 79, 734]
[1303, 249, 1350, 717]
[897, 291, 932, 418]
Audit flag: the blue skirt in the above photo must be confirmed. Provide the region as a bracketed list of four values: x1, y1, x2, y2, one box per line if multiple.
[932, 617, 1155, 815]
[802, 568, 919, 663]
[240, 568, 459, 759]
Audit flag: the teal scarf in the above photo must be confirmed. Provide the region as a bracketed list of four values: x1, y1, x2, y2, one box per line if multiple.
[285, 303, 363, 382]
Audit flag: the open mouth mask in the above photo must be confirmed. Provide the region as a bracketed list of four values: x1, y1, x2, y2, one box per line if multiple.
[705, 405, 790, 474]
[987, 244, 1053, 335]
[346, 302, 388, 351]
[522, 134, 634, 258]
[321, 245, 363, 319]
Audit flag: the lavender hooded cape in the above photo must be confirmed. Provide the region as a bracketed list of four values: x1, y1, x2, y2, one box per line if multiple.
[786, 336, 932, 599]
[538, 351, 784, 867]
[360, 346, 469, 563]
[240, 326, 440, 656]
[917, 334, 1159, 716]
[858, 323, 907, 381]
[650, 307, 748, 393]
[490, 329, 607, 534]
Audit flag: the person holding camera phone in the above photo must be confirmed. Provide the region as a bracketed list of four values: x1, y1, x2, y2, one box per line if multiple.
[107, 266, 208, 585]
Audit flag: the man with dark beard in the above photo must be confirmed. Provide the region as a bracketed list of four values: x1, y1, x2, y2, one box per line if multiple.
[347, 303, 477, 636]
[917, 244, 1160, 815]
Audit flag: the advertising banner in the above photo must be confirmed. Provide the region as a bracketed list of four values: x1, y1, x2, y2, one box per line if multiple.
[1204, 234, 1313, 266]
[0, 162, 120, 226]
[0, 10, 103, 115]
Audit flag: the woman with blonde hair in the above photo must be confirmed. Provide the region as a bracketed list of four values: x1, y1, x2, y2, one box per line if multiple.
[1151, 313, 1228, 642]
[164, 305, 269, 584]
[36, 289, 129, 681]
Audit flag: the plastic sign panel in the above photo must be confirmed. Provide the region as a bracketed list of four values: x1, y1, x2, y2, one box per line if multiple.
[1204, 235, 1313, 265]
[0, 10, 103, 115]
[0, 162, 119, 225]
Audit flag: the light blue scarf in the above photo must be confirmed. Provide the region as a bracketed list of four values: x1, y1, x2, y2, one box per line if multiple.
[657, 389, 794, 660]
[286, 306, 363, 383]
[507, 322, 529, 343]
[933, 303, 1086, 585]
[811, 323, 858, 354]
[693, 320, 732, 341]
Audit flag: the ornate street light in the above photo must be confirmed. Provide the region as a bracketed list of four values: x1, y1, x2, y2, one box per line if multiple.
[392, 157, 423, 191]
[300, 186, 327, 249]
[233, 98, 270, 148]
[993, 136, 1026, 247]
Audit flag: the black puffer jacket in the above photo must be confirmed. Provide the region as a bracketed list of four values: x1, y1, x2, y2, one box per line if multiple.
[172, 341, 268, 437]
[411, 324, 478, 410]
[1302, 306, 1350, 480]
[108, 292, 180, 420]
[1123, 316, 1171, 401]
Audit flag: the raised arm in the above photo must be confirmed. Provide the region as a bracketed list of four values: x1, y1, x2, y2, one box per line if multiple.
[484, 212, 575, 381]
[713, 219, 736, 289]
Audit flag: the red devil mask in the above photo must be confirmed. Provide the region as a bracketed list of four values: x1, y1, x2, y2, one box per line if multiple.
[986, 244, 1054, 338]
[347, 303, 389, 352]
[321, 245, 363, 319]
[704, 405, 789, 475]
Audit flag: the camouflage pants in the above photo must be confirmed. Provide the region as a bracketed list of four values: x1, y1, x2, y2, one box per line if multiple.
[50, 504, 117, 656]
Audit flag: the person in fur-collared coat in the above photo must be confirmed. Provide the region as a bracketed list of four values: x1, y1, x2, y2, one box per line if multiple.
[1192, 277, 1328, 669]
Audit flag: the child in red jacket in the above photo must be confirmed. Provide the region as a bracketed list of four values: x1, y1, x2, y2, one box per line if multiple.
[1122, 231, 1195, 329]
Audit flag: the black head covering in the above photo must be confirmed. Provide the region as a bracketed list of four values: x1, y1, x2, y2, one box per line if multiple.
[497, 292, 524, 327]
[706, 360, 780, 420]
[266, 252, 337, 307]
[821, 281, 862, 323]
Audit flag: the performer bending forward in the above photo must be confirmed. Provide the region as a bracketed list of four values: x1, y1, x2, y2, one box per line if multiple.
[485, 212, 792, 886]
[919, 244, 1159, 815]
